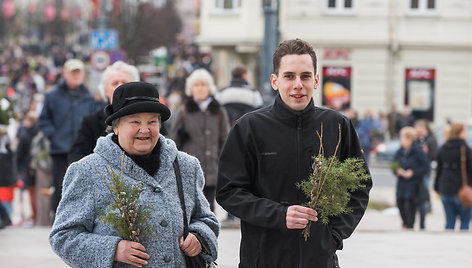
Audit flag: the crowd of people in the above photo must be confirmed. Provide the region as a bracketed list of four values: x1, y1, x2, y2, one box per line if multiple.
[0, 38, 470, 267]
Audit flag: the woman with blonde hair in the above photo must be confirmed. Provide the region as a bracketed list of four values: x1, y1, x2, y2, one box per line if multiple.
[393, 126, 430, 229]
[434, 123, 472, 230]
[170, 69, 230, 212]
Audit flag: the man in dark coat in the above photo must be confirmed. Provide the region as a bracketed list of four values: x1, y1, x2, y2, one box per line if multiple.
[216, 39, 372, 268]
[38, 59, 101, 213]
[67, 61, 139, 164]
[216, 65, 263, 125]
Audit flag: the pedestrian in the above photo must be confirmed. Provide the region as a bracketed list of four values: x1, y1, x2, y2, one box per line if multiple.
[169, 68, 230, 212]
[38, 59, 101, 213]
[49, 82, 219, 267]
[67, 61, 140, 164]
[356, 110, 378, 164]
[30, 130, 53, 226]
[393, 126, 430, 229]
[387, 104, 399, 139]
[216, 65, 263, 125]
[16, 111, 39, 225]
[434, 123, 472, 230]
[394, 106, 415, 136]
[414, 119, 438, 230]
[216, 39, 372, 268]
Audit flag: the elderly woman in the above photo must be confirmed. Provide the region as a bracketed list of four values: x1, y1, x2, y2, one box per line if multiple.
[393, 126, 430, 230]
[49, 82, 219, 267]
[169, 69, 230, 212]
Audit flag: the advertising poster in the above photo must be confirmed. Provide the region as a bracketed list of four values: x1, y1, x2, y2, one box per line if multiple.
[322, 66, 351, 110]
[405, 68, 435, 121]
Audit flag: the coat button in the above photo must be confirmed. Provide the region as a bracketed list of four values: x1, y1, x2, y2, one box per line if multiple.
[205, 150, 211, 156]
[160, 220, 168, 227]
[163, 256, 171, 263]
[205, 129, 211, 135]
[154, 187, 162, 193]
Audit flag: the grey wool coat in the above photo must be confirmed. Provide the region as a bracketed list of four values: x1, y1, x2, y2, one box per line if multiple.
[49, 133, 219, 267]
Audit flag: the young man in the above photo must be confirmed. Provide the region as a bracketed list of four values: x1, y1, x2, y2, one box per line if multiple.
[216, 39, 372, 268]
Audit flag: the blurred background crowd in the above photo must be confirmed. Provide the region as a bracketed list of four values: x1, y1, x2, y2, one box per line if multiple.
[1, 0, 472, 234]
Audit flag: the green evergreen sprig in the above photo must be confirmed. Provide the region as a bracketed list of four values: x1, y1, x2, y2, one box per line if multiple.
[0, 96, 14, 126]
[95, 153, 155, 242]
[297, 123, 370, 241]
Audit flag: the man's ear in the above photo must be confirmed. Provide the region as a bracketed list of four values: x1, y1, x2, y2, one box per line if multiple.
[271, 73, 278, 91]
[314, 73, 320, 90]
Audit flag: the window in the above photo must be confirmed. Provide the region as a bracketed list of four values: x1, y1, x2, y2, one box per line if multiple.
[324, 0, 356, 15]
[407, 0, 437, 16]
[214, 0, 241, 14]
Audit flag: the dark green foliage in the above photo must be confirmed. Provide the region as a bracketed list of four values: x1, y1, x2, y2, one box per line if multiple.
[297, 156, 369, 225]
[0, 97, 14, 126]
[296, 123, 370, 240]
[96, 156, 155, 242]
[389, 161, 401, 173]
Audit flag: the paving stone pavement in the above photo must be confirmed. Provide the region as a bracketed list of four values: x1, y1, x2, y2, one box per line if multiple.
[1, 187, 471, 267]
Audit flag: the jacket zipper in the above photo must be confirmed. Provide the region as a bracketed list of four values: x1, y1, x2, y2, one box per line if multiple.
[297, 115, 303, 268]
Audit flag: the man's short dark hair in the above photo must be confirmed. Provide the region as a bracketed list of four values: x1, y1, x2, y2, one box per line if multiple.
[231, 66, 247, 79]
[272, 38, 317, 75]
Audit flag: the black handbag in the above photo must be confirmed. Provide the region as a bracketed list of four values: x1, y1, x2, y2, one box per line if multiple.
[0, 149, 17, 187]
[173, 158, 214, 268]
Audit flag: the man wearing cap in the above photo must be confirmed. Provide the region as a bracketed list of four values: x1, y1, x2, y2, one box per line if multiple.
[38, 59, 101, 213]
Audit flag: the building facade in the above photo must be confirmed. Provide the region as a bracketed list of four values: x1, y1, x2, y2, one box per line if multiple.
[197, 0, 472, 126]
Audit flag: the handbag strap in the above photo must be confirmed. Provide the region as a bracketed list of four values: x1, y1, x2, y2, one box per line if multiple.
[460, 145, 468, 187]
[173, 157, 190, 239]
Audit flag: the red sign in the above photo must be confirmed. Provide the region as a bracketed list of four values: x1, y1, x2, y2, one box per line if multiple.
[323, 49, 351, 60]
[405, 68, 435, 80]
[323, 66, 351, 78]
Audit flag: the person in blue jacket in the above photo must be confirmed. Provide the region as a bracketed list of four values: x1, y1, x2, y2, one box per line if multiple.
[393, 126, 430, 229]
[38, 59, 100, 213]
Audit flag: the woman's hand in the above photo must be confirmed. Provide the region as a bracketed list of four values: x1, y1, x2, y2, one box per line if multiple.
[114, 240, 150, 267]
[179, 233, 202, 257]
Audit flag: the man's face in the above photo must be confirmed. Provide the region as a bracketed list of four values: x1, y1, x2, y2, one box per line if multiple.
[63, 69, 85, 90]
[271, 54, 319, 111]
[106, 70, 133, 103]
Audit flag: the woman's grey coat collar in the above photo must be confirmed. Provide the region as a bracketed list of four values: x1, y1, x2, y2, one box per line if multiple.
[94, 133, 178, 189]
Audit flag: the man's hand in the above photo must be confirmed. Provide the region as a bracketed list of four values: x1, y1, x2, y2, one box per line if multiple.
[179, 233, 202, 257]
[286, 205, 318, 229]
[114, 240, 150, 267]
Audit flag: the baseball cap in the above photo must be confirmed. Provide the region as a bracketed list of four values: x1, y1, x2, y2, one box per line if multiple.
[63, 59, 85, 71]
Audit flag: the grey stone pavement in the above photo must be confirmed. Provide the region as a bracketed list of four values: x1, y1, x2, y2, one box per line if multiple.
[1, 184, 471, 267]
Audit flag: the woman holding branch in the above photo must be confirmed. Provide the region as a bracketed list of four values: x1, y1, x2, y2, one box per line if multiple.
[49, 82, 219, 267]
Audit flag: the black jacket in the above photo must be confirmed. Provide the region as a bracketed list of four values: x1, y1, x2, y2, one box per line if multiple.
[434, 139, 472, 195]
[67, 109, 107, 165]
[393, 142, 430, 199]
[216, 95, 372, 268]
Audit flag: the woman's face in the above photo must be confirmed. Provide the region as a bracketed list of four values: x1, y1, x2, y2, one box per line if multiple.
[400, 135, 414, 149]
[191, 80, 210, 101]
[113, 113, 160, 156]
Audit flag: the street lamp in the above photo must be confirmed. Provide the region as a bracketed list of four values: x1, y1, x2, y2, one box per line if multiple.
[260, 0, 280, 105]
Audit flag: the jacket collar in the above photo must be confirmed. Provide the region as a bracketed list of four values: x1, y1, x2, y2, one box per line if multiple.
[271, 94, 316, 128]
[94, 133, 178, 188]
[186, 96, 221, 114]
[229, 78, 249, 88]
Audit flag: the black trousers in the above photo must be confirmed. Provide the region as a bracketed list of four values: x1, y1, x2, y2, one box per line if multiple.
[51, 154, 68, 213]
[0, 203, 10, 222]
[203, 186, 216, 212]
[397, 198, 416, 229]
